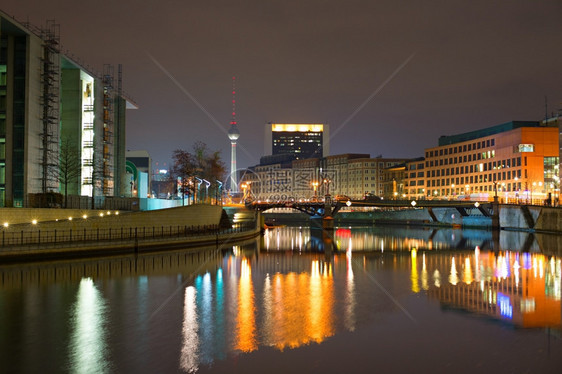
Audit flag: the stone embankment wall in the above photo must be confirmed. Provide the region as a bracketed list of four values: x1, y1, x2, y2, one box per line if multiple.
[500, 205, 562, 233]
[337, 207, 491, 228]
[0, 205, 223, 232]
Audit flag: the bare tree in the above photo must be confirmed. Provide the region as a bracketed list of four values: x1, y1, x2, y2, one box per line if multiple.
[58, 137, 82, 208]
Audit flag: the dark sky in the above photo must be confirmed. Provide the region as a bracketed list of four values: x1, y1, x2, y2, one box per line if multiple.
[3, 0, 562, 170]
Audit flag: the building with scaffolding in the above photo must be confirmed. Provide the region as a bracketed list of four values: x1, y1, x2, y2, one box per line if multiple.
[0, 10, 136, 208]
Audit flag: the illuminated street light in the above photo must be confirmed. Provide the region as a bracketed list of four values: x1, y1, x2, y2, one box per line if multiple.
[411, 200, 417, 207]
[3, 222, 8, 228]
[32, 219, 37, 225]
[346, 200, 352, 207]
[311, 181, 319, 199]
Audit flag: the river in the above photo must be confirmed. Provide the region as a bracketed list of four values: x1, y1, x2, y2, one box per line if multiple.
[1, 225, 561, 373]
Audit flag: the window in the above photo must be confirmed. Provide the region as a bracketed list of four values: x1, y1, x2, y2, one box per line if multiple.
[518, 144, 534, 152]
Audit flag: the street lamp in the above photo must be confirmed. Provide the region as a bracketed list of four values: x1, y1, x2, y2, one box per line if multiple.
[323, 178, 331, 197]
[203, 179, 210, 203]
[451, 184, 455, 199]
[195, 177, 203, 204]
[241, 182, 247, 201]
[311, 181, 319, 200]
[216, 180, 223, 206]
[241, 181, 251, 202]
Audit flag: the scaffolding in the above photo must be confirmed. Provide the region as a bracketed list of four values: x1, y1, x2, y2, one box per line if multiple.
[102, 64, 115, 195]
[39, 20, 60, 195]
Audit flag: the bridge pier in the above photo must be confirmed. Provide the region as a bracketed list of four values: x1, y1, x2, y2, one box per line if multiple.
[322, 216, 334, 230]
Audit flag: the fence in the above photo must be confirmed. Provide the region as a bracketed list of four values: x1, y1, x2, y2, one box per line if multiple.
[0, 221, 257, 248]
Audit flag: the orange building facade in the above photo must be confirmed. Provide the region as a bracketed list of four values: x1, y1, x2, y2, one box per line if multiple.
[420, 121, 559, 203]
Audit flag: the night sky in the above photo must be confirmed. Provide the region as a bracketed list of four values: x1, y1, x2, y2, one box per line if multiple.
[3, 0, 562, 170]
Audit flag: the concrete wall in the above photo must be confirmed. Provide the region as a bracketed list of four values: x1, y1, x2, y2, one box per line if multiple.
[499, 205, 562, 233]
[1, 207, 108, 225]
[0, 204, 223, 232]
[336, 207, 489, 227]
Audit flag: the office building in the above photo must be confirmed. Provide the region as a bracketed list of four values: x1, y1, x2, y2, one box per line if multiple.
[264, 123, 329, 160]
[422, 121, 559, 203]
[0, 11, 136, 207]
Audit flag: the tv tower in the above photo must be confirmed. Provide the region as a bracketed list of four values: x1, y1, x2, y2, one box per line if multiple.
[228, 76, 240, 192]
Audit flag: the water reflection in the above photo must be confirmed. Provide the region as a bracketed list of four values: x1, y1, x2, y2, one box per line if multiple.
[1, 226, 561, 373]
[69, 278, 110, 373]
[425, 250, 561, 328]
[180, 286, 198, 373]
[235, 258, 257, 352]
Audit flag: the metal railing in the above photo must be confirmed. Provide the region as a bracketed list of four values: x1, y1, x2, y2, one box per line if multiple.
[0, 221, 257, 248]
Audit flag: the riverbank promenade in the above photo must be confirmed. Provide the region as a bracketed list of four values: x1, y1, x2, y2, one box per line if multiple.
[0, 205, 261, 263]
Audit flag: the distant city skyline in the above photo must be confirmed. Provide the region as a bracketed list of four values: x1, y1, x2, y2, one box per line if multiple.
[3, 0, 562, 170]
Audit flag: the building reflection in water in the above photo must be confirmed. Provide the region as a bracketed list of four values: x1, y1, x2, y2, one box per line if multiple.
[69, 278, 110, 373]
[424, 250, 561, 328]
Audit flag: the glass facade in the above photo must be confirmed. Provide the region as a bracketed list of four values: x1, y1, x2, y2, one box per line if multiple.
[11, 36, 26, 207]
[0, 36, 7, 206]
[272, 126, 323, 160]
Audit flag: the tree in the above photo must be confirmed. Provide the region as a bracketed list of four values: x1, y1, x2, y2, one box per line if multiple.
[170, 149, 196, 205]
[58, 137, 82, 208]
[169, 142, 226, 204]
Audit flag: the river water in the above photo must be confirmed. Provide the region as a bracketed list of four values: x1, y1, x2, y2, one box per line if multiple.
[1, 225, 561, 373]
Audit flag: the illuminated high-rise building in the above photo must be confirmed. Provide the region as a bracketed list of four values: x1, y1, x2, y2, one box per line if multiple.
[228, 77, 240, 192]
[265, 123, 329, 159]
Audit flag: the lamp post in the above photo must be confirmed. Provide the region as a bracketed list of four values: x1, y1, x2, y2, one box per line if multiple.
[451, 184, 455, 199]
[241, 182, 247, 202]
[514, 177, 519, 204]
[311, 181, 319, 200]
[323, 178, 331, 197]
[216, 180, 223, 206]
[195, 177, 202, 204]
[203, 179, 210, 203]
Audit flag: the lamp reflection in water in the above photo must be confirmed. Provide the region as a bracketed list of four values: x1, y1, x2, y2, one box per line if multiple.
[421, 253, 429, 291]
[449, 257, 459, 285]
[69, 278, 110, 374]
[235, 258, 257, 352]
[345, 245, 356, 332]
[180, 286, 199, 373]
[410, 248, 420, 293]
[262, 262, 335, 350]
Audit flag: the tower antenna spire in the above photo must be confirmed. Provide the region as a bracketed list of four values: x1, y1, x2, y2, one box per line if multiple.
[231, 76, 236, 125]
[228, 76, 241, 192]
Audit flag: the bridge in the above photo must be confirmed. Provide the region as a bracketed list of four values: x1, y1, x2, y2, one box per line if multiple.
[245, 196, 494, 222]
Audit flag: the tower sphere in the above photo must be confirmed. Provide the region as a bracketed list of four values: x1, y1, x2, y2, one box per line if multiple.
[228, 124, 240, 141]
